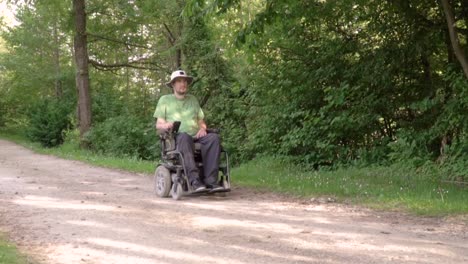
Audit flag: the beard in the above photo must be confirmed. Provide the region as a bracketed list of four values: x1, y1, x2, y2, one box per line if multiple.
[175, 88, 187, 96]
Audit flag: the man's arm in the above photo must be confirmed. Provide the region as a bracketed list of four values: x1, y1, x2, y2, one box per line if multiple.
[155, 118, 173, 131]
[195, 119, 207, 138]
[154, 96, 173, 131]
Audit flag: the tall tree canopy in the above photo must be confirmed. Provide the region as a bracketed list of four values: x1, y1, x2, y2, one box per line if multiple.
[0, 0, 466, 173]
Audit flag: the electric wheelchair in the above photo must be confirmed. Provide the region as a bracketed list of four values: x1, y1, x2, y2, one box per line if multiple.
[154, 121, 231, 200]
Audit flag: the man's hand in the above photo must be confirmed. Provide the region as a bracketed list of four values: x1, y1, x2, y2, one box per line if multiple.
[156, 121, 173, 131]
[195, 128, 207, 139]
[163, 122, 174, 130]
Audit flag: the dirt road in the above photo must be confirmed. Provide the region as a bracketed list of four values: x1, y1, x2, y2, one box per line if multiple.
[0, 139, 467, 264]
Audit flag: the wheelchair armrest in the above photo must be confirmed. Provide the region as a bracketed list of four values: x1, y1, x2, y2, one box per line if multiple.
[156, 129, 169, 137]
[156, 121, 181, 137]
[157, 129, 177, 153]
[206, 128, 220, 134]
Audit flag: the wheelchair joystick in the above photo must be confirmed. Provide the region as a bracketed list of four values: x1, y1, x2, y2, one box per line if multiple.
[172, 121, 181, 133]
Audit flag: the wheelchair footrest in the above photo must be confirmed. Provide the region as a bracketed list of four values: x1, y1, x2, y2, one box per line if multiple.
[208, 188, 230, 194]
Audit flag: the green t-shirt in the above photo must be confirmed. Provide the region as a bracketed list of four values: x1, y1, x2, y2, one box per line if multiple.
[153, 94, 205, 136]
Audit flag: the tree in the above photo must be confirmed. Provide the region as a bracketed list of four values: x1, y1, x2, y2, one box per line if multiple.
[1, 0, 466, 168]
[440, 0, 468, 79]
[193, 0, 467, 166]
[0, 1, 75, 116]
[73, 0, 92, 144]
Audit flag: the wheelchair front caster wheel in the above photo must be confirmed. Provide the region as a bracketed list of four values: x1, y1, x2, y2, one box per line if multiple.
[171, 183, 183, 200]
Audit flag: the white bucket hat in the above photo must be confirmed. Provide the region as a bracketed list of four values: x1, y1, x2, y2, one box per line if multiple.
[165, 70, 194, 88]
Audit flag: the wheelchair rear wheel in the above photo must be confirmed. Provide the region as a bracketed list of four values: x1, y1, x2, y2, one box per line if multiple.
[154, 165, 171, 197]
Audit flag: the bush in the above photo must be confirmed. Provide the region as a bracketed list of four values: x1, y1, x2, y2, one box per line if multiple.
[86, 115, 159, 160]
[26, 99, 72, 147]
[0, 90, 8, 127]
[438, 135, 468, 182]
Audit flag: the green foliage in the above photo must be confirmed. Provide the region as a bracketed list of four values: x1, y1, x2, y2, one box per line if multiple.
[1, 0, 467, 171]
[438, 134, 468, 182]
[86, 115, 159, 160]
[208, 0, 468, 169]
[387, 132, 432, 167]
[0, 89, 6, 127]
[91, 80, 127, 123]
[0, 0, 75, 128]
[25, 99, 72, 147]
[180, 11, 251, 163]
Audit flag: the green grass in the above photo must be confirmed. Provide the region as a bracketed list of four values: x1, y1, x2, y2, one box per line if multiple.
[234, 156, 468, 216]
[0, 235, 32, 264]
[1, 128, 467, 217]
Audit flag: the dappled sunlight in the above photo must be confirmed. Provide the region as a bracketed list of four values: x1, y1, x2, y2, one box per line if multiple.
[170, 199, 336, 226]
[332, 240, 461, 264]
[13, 195, 116, 211]
[308, 230, 368, 241]
[3, 187, 466, 264]
[79, 181, 99, 185]
[192, 215, 304, 234]
[0, 176, 19, 182]
[66, 220, 133, 234]
[173, 236, 211, 247]
[180, 201, 231, 211]
[303, 216, 332, 224]
[48, 244, 173, 264]
[80, 191, 107, 196]
[114, 178, 137, 183]
[276, 229, 468, 264]
[86, 237, 246, 264]
[226, 245, 319, 263]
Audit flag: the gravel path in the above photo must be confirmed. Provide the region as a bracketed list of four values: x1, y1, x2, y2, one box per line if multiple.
[0, 139, 467, 264]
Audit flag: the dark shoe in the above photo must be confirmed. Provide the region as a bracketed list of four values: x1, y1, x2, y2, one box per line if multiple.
[208, 183, 224, 192]
[191, 181, 207, 192]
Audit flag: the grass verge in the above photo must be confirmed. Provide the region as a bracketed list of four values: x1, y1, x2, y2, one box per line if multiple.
[0, 235, 33, 264]
[234, 156, 468, 216]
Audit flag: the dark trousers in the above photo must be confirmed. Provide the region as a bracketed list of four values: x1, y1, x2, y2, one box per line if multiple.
[176, 133, 221, 185]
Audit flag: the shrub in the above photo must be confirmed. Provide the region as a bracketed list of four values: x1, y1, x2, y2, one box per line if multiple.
[26, 99, 72, 147]
[86, 115, 159, 160]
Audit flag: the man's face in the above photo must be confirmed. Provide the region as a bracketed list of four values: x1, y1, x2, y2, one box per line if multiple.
[172, 78, 188, 96]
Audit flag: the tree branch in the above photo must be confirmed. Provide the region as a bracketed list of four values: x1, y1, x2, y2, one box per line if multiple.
[440, 0, 468, 78]
[89, 58, 163, 71]
[87, 32, 151, 50]
[163, 23, 176, 45]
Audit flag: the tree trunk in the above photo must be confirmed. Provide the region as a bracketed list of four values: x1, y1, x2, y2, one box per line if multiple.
[176, 18, 183, 69]
[176, 48, 182, 69]
[53, 21, 62, 98]
[420, 54, 432, 90]
[73, 0, 92, 145]
[440, 0, 468, 79]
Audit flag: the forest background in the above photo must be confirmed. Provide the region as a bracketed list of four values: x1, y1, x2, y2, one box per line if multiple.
[0, 0, 467, 191]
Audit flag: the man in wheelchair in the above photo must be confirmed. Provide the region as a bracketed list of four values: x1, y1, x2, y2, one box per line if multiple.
[154, 70, 227, 197]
